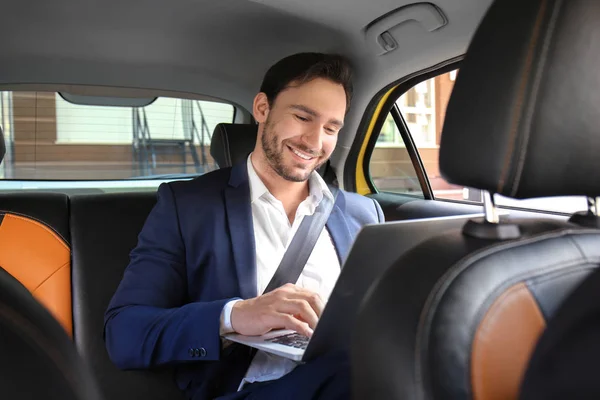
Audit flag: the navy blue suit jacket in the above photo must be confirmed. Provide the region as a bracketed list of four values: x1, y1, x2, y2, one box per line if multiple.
[104, 161, 384, 399]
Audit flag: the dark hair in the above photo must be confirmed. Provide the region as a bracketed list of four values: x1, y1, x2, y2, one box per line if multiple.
[259, 52, 353, 112]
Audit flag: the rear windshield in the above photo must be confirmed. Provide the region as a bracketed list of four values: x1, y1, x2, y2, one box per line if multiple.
[0, 91, 235, 187]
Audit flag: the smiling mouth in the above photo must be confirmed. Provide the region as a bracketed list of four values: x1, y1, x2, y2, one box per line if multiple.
[287, 144, 316, 161]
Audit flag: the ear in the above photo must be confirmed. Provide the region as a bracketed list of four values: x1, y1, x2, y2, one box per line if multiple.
[252, 93, 270, 124]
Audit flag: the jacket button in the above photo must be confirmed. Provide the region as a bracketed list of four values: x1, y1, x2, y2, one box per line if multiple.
[194, 348, 200, 357]
[200, 347, 207, 357]
[188, 348, 195, 357]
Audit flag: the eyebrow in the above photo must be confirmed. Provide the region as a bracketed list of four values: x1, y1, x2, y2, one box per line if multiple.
[290, 104, 344, 128]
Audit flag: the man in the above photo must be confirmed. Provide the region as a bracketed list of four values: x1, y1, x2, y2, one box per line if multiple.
[104, 52, 384, 400]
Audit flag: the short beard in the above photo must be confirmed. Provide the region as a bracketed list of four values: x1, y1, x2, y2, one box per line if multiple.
[261, 119, 326, 182]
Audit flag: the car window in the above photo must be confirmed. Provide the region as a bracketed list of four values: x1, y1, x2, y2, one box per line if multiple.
[370, 69, 588, 214]
[0, 91, 234, 193]
[371, 112, 424, 197]
[369, 71, 459, 200]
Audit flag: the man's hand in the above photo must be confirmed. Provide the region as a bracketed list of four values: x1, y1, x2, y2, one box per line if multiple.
[230, 283, 324, 337]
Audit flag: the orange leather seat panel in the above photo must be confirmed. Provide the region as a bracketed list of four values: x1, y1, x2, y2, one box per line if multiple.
[471, 282, 546, 400]
[0, 213, 72, 336]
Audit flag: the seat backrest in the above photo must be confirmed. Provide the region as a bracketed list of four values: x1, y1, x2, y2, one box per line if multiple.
[0, 192, 73, 336]
[210, 123, 258, 168]
[352, 0, 600, 399]
[520, 261, 600, 399]
[353, 221, 600, 400]
[0, 265, 101, 400]
[70, 192, 185, 400]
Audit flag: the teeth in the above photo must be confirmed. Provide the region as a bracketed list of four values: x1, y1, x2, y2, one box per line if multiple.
[290, 147, 313, 160]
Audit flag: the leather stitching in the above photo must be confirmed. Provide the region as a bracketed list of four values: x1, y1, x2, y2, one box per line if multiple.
[32, 262, 70, 293]
[497, 0, 548, 194]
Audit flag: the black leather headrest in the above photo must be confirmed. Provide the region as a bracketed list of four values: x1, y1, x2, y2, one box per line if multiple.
[440, 0, 600, 199]
[0, 126, 5, 165]
[210, 123, 258, 168]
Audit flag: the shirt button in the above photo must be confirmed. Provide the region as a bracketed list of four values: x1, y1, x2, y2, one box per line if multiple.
[199, 348, 207, 357]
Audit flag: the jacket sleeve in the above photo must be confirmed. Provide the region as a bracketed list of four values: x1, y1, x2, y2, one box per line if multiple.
[103, 182, 234, 369]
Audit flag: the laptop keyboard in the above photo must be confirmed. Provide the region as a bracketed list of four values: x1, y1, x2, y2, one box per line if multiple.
[265, 333, 309, 349]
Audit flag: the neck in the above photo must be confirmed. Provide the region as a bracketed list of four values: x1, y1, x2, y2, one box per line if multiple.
[250, 152, 309, 216]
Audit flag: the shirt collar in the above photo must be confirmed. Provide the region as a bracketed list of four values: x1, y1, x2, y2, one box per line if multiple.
[247, 154, 270, 204]
[246, 154, 333, 205]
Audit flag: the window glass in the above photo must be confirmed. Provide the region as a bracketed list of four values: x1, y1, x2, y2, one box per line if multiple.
[370, 113, 423, 197]
[0, 91, 234, 192]
[398, 78, 436, 147]
[370, 69, 588, 214]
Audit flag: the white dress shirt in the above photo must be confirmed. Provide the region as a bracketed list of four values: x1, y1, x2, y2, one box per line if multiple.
[220, 154, 341, 390]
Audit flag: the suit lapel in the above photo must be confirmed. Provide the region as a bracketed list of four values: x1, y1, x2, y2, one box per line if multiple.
[224, 162, 258, 299]
[326, 194, 353, 266]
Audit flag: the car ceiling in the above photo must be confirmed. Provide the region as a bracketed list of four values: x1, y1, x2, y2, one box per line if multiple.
[0, 0, 492, 179]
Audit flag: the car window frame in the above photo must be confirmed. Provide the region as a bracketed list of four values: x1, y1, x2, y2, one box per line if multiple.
[354, 58, 462, 200]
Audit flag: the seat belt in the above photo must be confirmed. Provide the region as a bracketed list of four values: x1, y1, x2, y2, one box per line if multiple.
[263, 184, 339, 293]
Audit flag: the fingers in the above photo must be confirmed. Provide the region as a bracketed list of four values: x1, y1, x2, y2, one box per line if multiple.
[300, 291, 325, 318]
[276, 299, 319, 329]
[238, 284, 324, 337]
[275, 284, 325, 317]
[275, 313, 314, 337]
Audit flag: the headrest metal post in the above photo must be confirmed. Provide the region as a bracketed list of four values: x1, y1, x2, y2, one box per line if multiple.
[587, 197, 599, 217]
[483, 191, 499, 224]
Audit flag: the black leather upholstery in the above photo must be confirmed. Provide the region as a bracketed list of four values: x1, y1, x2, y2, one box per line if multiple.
[440, 0, 600, 199]
[525, 267, 592, 320]
[70, 193, 185, 400]
[210, 123, 258, 168]
[0, 192, 70, 244]
[0, 266, 101, 400]
[520, 264, 600, 399]
[353, 220, 600, 399]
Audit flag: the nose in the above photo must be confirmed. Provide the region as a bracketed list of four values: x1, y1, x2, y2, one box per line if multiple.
[301, 125, 323, 152]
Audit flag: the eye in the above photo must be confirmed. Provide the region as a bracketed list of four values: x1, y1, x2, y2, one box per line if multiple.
[295, 114, 309, 122]
[325, 126, 337, 134]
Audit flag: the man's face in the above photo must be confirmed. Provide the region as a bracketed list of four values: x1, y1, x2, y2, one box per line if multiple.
[255, 78, 346, 182]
